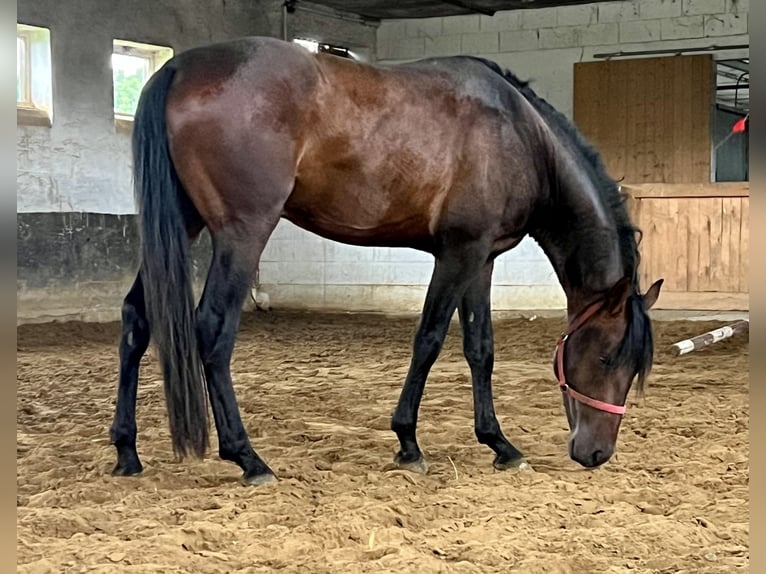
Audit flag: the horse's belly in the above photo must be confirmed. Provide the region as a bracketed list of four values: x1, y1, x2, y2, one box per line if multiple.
[284, 115, 456, 248]
[282, 178, 438, 249]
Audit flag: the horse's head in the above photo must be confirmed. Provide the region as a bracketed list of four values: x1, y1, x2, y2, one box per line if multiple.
[554, 277, 663, 468]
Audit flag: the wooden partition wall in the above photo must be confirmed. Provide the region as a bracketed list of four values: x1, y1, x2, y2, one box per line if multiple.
[623, 183, 748, 310]
[574, 55, 748, 310]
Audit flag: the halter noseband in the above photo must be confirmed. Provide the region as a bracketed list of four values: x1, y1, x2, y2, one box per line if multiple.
[554, 300, 627, 416]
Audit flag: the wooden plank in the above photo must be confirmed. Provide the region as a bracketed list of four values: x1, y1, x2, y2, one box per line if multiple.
[665, 199, 687, 292]
[693, 54, 716, 182]
[647, 199, 678, 290]
[710, 197, 725, 292]
[728, 196, 747, 294]
[631, 195, 646, 285]
[622, 182, 749, 198]
[574, 60, 621, 180]
[638, 198, 662, 290]
[739, 198, 749, 292]
[671, 198, 689, 294]
[574, 61, 615, 174]
[685, 198, 701, 292]
[653, 291, 749, 311]
[573, 55, 714, 184]
[645, 59, 662, 182]
[606, 59, 626, 180]
[639, 199, 662, 290]
[573, 62, 597, 165]
[659, 57, 674, 183]
[655, 199, 682, 291]
[673, 56, 693, 182]
[629, 196, 653, 289]
[695, 198, 714, 291]
[700, 197, 724, 292]
[720, 197, 739, 292]
[625, 58, 641, 182]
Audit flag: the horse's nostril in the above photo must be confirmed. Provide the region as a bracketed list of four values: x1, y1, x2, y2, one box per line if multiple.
[590, 449, 610, 467]
[569, 442, 612, 468]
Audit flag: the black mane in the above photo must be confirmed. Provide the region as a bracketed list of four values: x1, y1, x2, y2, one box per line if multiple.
[470, 57, 654, 392]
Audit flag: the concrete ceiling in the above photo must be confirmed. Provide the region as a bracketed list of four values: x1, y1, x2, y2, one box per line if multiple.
[298, 0, 616, 20]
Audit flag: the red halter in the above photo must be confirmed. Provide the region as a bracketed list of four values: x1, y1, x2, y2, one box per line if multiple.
[554, 300, 627, 416]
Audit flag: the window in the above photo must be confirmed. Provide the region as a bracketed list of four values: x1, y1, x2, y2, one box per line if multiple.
[292, 38, 356, 59]
[293, 38, 320, 54]
[17, 24, 52, 126]
[112, 40, 173, 127]
[17, 35, 29, 104]
[713, 58, 749, 182]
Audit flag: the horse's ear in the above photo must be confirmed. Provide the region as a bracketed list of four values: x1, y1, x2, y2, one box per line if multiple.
[642, 278, 664, 310]
[605, 276, 632, 315]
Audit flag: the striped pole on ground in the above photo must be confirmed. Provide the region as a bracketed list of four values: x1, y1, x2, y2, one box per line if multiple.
[670, 320, 749, 356]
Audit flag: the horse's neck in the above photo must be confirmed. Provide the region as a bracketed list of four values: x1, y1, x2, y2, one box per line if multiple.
[530, 153, 624, 316]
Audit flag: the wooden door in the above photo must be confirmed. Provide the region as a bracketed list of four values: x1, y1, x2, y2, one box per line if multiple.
[573, 55, 715, 184]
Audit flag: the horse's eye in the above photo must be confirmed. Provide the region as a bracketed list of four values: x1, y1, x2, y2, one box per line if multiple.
[600, 355, 612, 366]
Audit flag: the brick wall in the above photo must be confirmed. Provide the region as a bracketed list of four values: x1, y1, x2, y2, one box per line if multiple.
[377, 0, 749, 118]
[300, 0, 751, 314]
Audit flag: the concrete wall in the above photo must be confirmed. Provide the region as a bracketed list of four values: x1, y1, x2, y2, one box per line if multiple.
[258, 223, 562, 313]
[16, 0, 285, 215]
[334, 0, 748, 314]
[17, 0, 750, 321]
[16, 0, 377, 322]
[377, 0, 749, 118]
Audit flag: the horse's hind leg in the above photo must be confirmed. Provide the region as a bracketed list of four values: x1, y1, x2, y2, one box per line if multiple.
[110, 272, 151, 476]
[196, 223, 278, 486]
[457, 261, 528, 470]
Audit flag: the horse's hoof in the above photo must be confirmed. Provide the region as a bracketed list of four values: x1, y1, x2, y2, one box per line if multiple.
[111, 461, 143, 477]
[240, 471, 277, 486]
[493, 456, 532, 472]
[393, 453, 429, 475]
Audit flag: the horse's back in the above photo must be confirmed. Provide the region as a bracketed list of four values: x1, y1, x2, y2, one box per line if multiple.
[164, 37, 542, 248]
[283, 52, 545, 247]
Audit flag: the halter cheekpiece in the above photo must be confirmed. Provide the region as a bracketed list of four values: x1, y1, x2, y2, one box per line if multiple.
[554, 300, 627, 416]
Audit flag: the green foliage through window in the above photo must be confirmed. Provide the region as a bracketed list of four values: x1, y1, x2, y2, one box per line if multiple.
[112, 53, 150, 116]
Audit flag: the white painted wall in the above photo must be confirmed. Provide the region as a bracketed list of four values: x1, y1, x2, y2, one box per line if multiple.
[377, 0, 749, 119]
[274, 0, 749, 314]
[15, 0, 385, 321]
[258, 222, 563, 312]
[16, 0, 377, 216]
[16, 0, 288, 215]
[17, 0, 750, 317]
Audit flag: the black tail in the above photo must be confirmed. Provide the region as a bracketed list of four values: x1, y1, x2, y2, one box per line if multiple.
[132, 63, 209, 459]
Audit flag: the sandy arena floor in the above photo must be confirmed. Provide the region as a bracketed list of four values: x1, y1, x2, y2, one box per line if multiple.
[17, 310, 749, 573]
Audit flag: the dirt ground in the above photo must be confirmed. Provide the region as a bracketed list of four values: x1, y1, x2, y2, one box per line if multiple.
[17, 310, 749, 573]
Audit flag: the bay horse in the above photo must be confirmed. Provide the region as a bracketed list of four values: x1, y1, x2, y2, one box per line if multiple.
[110, 36, 663, 486]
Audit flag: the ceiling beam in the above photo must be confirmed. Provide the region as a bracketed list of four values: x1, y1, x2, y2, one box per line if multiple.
[593, 43, 749, 59]
[718, 59, 750, 73]
[440, 0, 496, 16]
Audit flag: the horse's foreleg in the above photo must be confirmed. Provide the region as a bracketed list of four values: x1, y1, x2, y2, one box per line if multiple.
[110, 272, 151, 476]
[390, 244, 488, 474]
[196, 225, 277, 486]
[458, 261, 528, 470]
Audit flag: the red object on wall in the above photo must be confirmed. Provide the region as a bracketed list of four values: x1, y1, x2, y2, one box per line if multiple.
[732, 116, 748, 134]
